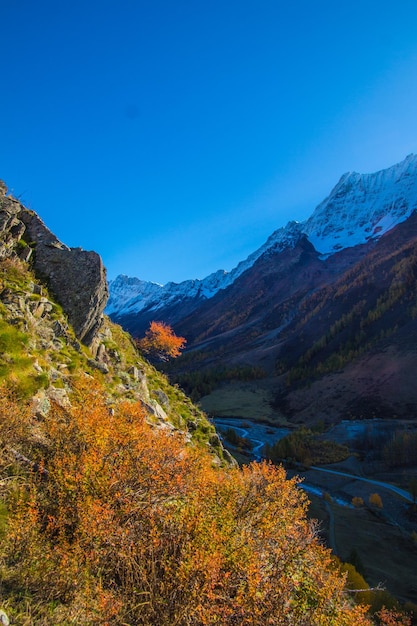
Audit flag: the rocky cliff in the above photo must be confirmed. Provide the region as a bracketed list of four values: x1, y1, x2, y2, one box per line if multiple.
[0, 181, 108, 345]
[0, 180, 228, 463]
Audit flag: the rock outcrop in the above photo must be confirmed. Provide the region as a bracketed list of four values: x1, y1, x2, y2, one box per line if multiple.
[0, 181, 27, 259]
[0, 180, 230, 468]
[0, 181, 108, 345]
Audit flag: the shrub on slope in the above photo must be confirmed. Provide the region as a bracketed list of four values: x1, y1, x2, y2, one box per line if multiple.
[0, 379, 373, 625]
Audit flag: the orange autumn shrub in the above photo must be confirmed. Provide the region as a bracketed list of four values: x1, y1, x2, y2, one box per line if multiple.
[137, 320, 186, 360]
[0, 378, 373, 625]
[377, 607, 412, 626]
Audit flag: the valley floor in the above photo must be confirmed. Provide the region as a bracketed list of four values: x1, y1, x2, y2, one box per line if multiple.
[212, 415, 417, 607]
[306, 472, 417, 605]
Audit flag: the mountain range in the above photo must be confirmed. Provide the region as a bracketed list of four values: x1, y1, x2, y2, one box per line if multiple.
[108, 154, 417, 425]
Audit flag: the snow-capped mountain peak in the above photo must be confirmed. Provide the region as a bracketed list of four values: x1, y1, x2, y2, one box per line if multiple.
[106, 270, 233, 317]
[107, 154, 417, 318]
[304, 153, 417, 255]
[105, 275, 163, 316]
[107, 222, 304, 318]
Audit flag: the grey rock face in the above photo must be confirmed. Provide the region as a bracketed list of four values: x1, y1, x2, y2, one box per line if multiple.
[0, 186, 26, 259]
[0, 181, 109, 345]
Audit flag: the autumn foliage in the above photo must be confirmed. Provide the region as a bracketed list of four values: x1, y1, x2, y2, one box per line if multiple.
[0, 378, 401, 625]
[137, 320, 186, 361]
[369, 493, 383, 509]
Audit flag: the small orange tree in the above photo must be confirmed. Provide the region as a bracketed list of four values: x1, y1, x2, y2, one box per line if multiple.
[369, 493, 383, 509]
[137, 321, 186, 361]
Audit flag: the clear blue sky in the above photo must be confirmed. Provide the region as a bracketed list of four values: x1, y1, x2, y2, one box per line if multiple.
[2, 1, 417, 284]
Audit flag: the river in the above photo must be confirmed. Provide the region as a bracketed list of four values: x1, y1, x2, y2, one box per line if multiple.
[212, 416, 415, 507]
[212, 417, 355, 506]
[212, 417, 290, 460]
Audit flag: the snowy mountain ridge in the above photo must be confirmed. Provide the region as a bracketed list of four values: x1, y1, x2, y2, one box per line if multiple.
[107, 154, 417, 317]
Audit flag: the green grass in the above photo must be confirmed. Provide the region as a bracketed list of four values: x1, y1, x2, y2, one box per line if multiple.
[0, 321, 29, 353]
[199, 381, 283, 423]
[0, 257, 31, 289]
[0, 316, 51, 398]
[0, 500, 8, 539]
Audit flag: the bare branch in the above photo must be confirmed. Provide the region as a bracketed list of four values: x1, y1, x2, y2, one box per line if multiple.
[8, 447, 48, 477]
[346, 582, 386, 593]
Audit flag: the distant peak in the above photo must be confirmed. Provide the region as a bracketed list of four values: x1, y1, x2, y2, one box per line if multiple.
[303, 153, 417, 255]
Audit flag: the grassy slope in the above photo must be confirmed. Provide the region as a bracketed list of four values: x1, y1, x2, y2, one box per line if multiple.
[0, 257, 221, 457]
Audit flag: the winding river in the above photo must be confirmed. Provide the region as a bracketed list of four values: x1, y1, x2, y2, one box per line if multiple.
[212, 416, 414, 507]
[212, 417, 289, 461]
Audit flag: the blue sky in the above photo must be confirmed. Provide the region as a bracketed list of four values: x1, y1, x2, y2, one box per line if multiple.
[2, 1, 417, 284]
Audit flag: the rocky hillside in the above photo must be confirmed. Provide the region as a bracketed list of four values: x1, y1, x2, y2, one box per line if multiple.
[0, 180, 108, 346]
[0, 181, 228, 462]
